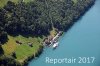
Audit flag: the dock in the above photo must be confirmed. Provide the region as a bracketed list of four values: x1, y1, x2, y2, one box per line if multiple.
[43, 31, 63, 48]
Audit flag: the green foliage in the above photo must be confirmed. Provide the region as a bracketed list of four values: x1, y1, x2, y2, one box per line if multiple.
[2, 1, 52, 35]
[0, 0, 95, 36]
[0, 45, 4, 55]
[0, 0, 95, 65]
[0, 55, 21, 66]
[0, 27, 8, 44]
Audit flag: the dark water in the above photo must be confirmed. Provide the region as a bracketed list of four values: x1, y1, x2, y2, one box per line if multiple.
[28, 0, 100, 66]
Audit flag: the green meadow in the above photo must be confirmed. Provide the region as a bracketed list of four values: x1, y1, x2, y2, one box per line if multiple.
[1, 28, 56, 63]
[0, 0, 57, 63]
[2, 35, 43, 62]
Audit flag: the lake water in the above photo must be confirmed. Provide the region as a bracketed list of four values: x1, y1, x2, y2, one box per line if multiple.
[28, 0, 100, 66]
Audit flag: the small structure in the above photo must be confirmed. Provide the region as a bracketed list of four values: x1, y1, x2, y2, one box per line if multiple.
[48, 36, 53, 41]
[43, 31, 63, 49]
[28, 42, 33, 47]
[58, 31, 63, 36]
[53, 42, 59, 49]
[16, 40, 22, 45]
[44, 39, 51, 46]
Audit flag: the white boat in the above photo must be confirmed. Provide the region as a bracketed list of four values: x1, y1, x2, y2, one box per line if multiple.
[52, 42, 59, 49]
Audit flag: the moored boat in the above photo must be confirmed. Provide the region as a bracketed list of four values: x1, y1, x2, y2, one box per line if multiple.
[52, 42, 59, 49]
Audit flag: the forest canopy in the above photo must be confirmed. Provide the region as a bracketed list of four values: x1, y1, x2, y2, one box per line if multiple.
[0, 0, 95, 43]
[0, 0, 95, 66]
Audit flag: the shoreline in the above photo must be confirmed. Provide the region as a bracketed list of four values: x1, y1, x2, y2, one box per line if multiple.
[23, 45, 44, 66]
[26, 1, 95, 66]
[0, 0, 95, 66]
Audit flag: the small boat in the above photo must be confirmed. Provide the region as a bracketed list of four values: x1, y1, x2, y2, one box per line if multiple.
[52, 42, 59, 49]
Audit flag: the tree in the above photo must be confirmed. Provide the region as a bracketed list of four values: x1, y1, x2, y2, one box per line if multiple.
[0, 45, 4, 55]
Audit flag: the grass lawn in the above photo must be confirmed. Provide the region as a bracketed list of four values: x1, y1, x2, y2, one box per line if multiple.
[1, 29, 56, 63]
[0, 0, 57, 63]
[2, 35, 43, 62]
[72, 0, 78, 4]
[23, 0, 34, 3]
[50, 28, 57, 37]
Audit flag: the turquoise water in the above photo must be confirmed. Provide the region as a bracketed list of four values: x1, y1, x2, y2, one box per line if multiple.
[28, 0, 100, 66]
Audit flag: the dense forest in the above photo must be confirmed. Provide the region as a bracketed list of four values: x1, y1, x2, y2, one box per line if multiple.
[0, 0, 95, 42]
[0, 0, 95, 66]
